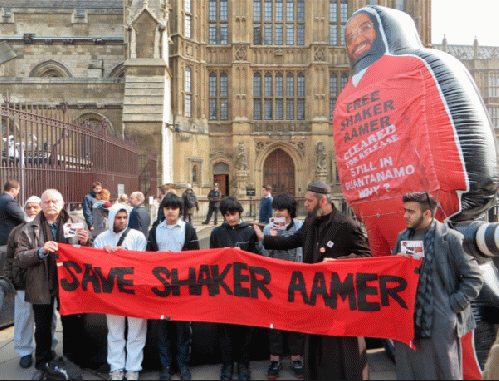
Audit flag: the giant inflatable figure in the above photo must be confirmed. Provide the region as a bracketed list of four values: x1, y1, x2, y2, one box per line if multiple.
[334, 6, 499, 259]
[333, 6, 499, 379]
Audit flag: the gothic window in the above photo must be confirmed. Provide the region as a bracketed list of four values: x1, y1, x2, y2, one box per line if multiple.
[329, 72, 349, 120]
[253, 71, 304, 121]
[29, 60, 72, 78]
[489, 107, 499, 129]
[488, 72, 499, 97]
[253, 0, 305, 46]
[192, 164, 198, 185]
[330, 73, 338, 120]
[341, 72, 348, 89]
[287, 73, 294, 119]
[185, 0, 192, 39]
[209, 71, 229, 121]
[208, 0, 229, 45]
[330, 0, 348, 46]
[185, 67, 192, 118]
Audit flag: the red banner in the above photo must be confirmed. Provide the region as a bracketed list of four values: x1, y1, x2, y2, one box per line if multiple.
[57, 244, 420, 344]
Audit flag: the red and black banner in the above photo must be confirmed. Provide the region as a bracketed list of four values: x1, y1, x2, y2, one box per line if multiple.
[57, 244, 420, 345]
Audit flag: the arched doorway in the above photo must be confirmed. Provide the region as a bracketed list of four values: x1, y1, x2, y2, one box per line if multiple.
[213, 162, 230, 196]
[263, 148, 295, 196]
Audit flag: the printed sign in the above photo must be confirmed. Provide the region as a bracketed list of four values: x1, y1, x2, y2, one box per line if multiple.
[57, 244, 420, 344]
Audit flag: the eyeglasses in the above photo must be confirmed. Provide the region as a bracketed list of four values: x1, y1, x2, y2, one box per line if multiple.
[346, 21, 375, 46]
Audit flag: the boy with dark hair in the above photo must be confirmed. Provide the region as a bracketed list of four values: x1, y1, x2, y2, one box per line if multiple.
[260, 194, 304, 379]
[210, 196, 260, 380]
[147, 193, 199, 380]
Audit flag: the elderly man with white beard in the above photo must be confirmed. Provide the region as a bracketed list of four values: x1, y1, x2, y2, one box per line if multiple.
[3, 196, 58, 369]
[94, 206, 147, 381]
[16, 189, 91, 371]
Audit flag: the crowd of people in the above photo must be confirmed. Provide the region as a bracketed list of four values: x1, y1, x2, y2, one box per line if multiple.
[0, 178, 493, 381]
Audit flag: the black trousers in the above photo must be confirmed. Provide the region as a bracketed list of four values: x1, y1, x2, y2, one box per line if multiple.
[219, 324, 253, 366]
[269, 329, 305, 357]
[204, 206, 219, 224]
[33, 301, 56, 369]
[33, 301, 86, 369]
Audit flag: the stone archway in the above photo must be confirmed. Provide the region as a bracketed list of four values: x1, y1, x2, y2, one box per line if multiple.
[263, 148, 295, 196]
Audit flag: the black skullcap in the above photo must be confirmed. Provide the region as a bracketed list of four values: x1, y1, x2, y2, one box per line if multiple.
[307, 181, 331, 194]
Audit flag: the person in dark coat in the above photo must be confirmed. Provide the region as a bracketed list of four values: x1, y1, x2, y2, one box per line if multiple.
[258, 185, 273, 224]
[255, 181, 371, 381]
[15, 189, 92, 370]
[210, 197, 260, 381]
[82, 182, 102, 234]
[394, 192, 482, 380]
[0, 179, 24, 247]
[129, 192, 151, 238]
[203, 183, 222, 225]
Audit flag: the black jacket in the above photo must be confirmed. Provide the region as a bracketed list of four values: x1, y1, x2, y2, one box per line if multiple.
[210, 221, 260, 254]
[263, 207, 371, 263]
[82, 191, 98, 228]
[208, 189, 222, 208]
[147, 220, 199, 252]
[0, 192, 24, 246]
[129, 203, 151, 238]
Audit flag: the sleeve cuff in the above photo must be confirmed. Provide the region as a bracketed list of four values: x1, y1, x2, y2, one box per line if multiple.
[38, 248, 46, 259]
[450, 292, 468, 313]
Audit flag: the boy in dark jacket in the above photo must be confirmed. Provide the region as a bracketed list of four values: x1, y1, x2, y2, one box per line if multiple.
[210, 197, 260, 380]
[147, 193, 199, 380]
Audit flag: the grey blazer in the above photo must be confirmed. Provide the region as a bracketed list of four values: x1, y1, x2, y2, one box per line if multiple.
[394, 220, 483, 337]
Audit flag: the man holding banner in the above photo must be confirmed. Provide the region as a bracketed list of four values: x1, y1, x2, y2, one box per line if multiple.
[255, 181, 371, 380]
[94, 206, 147, 381]
[15, 189, 91, 371]
[394, 192, 482, 380]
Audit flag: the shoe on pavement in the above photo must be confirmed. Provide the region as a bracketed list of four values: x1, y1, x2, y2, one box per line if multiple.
[290, 359, 304, 379]
[237, 363, 251, 381]
[19, 355, 33, 369]
[110, 370, 124, 380]
[159, 367, 171, 380]
[202, 221, 209, 225]
[180, 367, 192, 380]
[220, 363, 234, 380]
[126, 371, 140, 380]
[266, 361, 282, 380]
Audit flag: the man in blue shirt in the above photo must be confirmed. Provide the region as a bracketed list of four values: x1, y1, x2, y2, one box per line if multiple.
[259, 185, 273, 224]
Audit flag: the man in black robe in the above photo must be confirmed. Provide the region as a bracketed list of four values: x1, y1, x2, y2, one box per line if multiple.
[255, 181, 371, 380]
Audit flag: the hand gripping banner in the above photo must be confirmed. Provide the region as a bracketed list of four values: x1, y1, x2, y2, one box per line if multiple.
[57, 244, 420, 345]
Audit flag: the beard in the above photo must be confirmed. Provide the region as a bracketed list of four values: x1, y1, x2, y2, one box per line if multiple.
[408, 214, 426, 230]
[25, 214, 35, 223]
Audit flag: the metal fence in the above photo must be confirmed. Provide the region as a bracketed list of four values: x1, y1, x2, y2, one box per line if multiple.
[0, 101, 139, 207]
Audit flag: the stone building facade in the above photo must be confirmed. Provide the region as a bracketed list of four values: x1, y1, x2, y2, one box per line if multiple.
[0, 0, 431, 200]
[435, 37, 499, 141]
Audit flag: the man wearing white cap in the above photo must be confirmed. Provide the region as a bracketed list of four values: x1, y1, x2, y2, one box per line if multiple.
[94, 206, 147, 381]
[3, 196, 58, 369]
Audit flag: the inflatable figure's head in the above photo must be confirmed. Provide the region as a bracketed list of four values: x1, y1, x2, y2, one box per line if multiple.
[347, 6, 423, 75]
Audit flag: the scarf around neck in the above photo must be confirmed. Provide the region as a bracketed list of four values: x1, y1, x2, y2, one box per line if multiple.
[39, 208, 70, 294]
[413, 219, 437, 339]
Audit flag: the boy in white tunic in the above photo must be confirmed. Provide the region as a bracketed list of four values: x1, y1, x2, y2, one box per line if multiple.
[94, 207, 147, 381]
